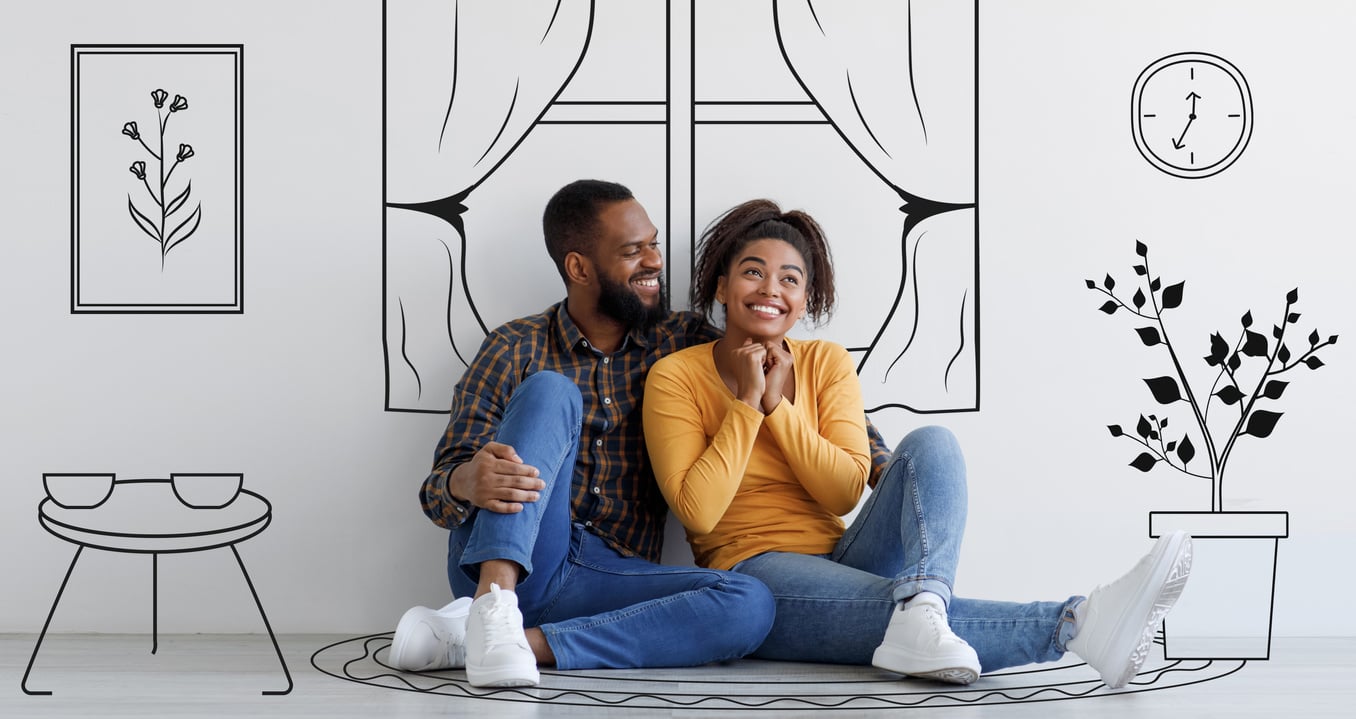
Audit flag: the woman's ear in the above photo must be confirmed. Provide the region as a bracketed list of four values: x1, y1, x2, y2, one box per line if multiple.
[564, 251, 591, 286]
[715, 275, 727, 306]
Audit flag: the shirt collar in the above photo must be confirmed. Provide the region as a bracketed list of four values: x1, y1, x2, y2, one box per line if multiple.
[553, 300, 652, 354]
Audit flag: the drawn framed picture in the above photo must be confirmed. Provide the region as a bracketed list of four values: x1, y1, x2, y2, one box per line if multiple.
[71, 44, 244, 313]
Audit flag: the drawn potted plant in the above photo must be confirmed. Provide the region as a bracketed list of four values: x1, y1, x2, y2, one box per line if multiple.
[123, 88, 202, 269]
[1087, 241, 1337, 660]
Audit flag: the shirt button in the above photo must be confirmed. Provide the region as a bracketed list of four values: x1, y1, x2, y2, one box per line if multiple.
[585, 520, 593, 527]
[595, 439, 603, 446]
[603, 397, 612, 405]
[592, 486, 601, 494]
[602, 357, 610, 365]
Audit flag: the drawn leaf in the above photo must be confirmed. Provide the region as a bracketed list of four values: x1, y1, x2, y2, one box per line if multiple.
[1144, 376, 1183, 404]
[1099, 301, 1119, 315]
[1288, 312, 1301, 324]
[1204, 332, 1229, 366]
[166, 181, 192, 217]
[1272, 324, 1283, 340]
[1103, 274, 1115, 291]
[1177, 434, 1196, 465]
[1150, 277, 1161, 292]
[1262, 380, 1288, 399]
[1134, 264, 1147, 276]
[1304, 356, 1325, 370]
[128, 196, 160, 242]
[1107, 424, 1124, 437]
[1243, 410, 1283, 438]
[1129, 453, 1157, 472]
[1287, 288, 1299, 304]
[1084, 279, 1096, 289]
[1161, 281, 1184, 309]
[1215, 385, 1244, 405]
[1135, 241, 1148, 257]
[1241, 311, 1253, 328]
[1278, 344, 1291, 363]
[1308, 329, 1320, 347]
[1136, 415, 1152, 439]
[1135, 327, 1162, 346]
[1132, 288, 1146, 309]
[1228, 353, 1242, 371]
[165, 204, 202, 253]
[1242, 330, 1269, 357]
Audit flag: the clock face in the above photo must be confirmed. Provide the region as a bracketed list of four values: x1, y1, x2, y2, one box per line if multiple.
[1132, 52, 1253, 179]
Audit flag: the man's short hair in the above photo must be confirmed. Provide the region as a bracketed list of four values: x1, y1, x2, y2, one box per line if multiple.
[543, 179, 635, 281]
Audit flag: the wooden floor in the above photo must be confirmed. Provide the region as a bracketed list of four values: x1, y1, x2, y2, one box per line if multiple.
[3, 634, 1351, 717]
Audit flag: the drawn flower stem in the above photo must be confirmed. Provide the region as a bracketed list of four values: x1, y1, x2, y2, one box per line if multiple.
[124, 89, 202, 269]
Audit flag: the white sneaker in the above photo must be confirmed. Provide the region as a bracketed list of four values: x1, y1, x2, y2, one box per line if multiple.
[464, 583, 540, 687]
[871, 597, 981, 684]
[389, 597, 473, 671]
[1068, 530, 1193, 689]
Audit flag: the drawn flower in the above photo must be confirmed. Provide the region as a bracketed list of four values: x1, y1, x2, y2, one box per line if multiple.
[151, 88, 168, 108]
[176, 143, 195, 162]
[122, 121, 140, 140]
[129, 161, 146, 180]
[169, 94, 188, 112]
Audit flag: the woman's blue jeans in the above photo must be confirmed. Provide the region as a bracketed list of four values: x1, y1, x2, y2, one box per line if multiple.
[733, 426, 1080, 672]
[446, 371, 775, 670]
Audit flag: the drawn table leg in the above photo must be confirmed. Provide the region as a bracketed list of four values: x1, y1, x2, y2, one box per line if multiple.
[152, 552, 159, 654]
[230, 544, 293, 695]
[22, 545, 84, 696]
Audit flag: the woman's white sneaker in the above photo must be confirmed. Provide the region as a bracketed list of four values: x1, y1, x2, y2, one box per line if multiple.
[871, 596, 981, 685]
[1067, 530, 1193, 689]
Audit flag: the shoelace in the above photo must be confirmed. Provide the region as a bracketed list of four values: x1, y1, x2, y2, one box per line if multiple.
[480, 596, 525, 650]
[920, 606, 960, 646]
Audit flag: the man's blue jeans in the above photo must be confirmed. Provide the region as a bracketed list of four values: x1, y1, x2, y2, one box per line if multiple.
[733, 426, 1081, 673]
[446, 371, 775, 670]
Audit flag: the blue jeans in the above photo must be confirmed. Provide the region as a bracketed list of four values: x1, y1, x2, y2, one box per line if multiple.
[733, 426, 1080, 673]
[446, 371, 775, 670]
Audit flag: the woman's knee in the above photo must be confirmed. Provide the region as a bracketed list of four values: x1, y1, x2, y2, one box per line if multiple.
[716, 573, 776, 654]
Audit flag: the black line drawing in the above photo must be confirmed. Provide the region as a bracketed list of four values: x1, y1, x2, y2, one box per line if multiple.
[1088, 242, 1338, 659]
[71, 45, 244, 314]
[383, 0, 601, 412]
[123, 88, 203, 269]
[1132, 52, 1253, 179]
[23, 474, 291, 696]
[311, 632, 1245, 710]
[383, 1, 977, 416]
[765, 0, 978, 413]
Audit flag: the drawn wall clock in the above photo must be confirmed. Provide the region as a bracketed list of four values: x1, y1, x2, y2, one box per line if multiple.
[1131, 52, 1253, 179]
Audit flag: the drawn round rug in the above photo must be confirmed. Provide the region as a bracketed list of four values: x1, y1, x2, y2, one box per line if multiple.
[311, 633, 1244, 711]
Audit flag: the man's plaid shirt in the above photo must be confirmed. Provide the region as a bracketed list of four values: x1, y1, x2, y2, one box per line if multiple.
[419, 301, 893, 562]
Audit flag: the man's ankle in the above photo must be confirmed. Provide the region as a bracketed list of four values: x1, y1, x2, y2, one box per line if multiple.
[477, 560, 522, 597]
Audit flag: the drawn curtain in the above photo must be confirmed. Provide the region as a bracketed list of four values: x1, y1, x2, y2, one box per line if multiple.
[774, 0, 976, 412]
[385, 0, 594, 411]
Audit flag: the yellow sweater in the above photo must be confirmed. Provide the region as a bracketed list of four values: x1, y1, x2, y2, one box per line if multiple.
[643, 338, 871, 570]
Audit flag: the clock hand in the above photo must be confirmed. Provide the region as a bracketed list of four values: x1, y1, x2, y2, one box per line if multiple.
[1172, 92, 1202, 149]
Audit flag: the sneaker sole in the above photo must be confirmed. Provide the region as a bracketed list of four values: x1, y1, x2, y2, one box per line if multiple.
[1104, 532, 1193, 689]
[872, 646, 981, 685]
[466, 665, 540, 688]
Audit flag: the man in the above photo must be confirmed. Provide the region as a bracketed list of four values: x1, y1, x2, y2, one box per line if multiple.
[389, 180, 780, 687]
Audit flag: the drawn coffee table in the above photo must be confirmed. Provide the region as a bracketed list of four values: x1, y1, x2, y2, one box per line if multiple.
[22, 478, 293, 695]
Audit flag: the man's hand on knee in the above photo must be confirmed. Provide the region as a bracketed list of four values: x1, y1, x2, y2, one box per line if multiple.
[451, 442, 546, 514]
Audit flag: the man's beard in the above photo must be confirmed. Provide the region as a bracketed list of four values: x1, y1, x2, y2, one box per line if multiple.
[597, 272, 669, 332]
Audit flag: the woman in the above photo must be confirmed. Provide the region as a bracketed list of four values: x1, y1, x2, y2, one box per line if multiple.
[643, 199, 1192, 687]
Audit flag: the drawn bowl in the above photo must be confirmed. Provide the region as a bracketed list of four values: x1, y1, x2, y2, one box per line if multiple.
[171, 473, 243, 509]
[43, 473, 116, 509]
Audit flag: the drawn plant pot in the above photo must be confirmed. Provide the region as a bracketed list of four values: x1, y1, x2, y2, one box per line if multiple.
[42, 473, 117, 509]
[170, 472, 243, 509]
[1150, 511, 1287, 660]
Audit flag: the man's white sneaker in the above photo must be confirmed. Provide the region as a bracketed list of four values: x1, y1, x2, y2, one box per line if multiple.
[389, 597, 473, 671]
[1067, 530, 1193, 689]
[871, 597, 981, 684]
[464, 583, 540, 687]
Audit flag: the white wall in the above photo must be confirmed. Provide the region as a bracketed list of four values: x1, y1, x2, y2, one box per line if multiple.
[1, 0, 1351, 642]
